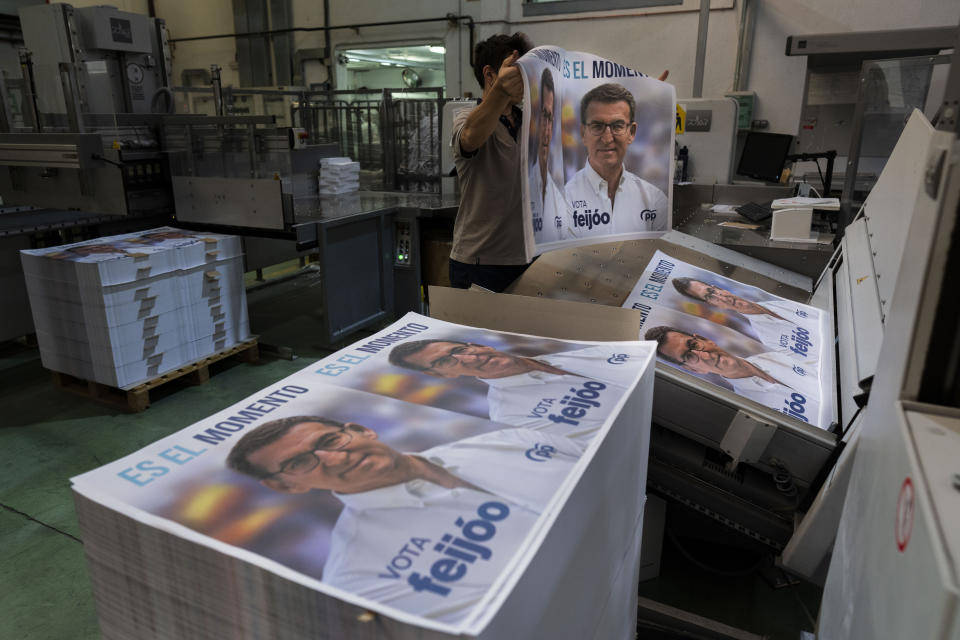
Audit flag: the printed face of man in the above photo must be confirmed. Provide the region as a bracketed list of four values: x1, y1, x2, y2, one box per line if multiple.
[581, 100, 637, 177]
[403, 341, 531, 379]
[657, 331, 752, 378]
[686, 280, 767, 315]
[539, 87, 554, 169]
[249, 421, 407, 494]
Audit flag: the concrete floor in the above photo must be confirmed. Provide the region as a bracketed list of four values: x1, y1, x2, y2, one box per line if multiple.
[0, 267, 820, 640]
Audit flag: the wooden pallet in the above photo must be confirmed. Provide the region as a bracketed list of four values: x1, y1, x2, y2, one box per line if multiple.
[51, 338, 259, 412]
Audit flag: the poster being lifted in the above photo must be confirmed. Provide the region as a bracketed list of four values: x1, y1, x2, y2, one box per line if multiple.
[518, 46, 675, 260]
[622, 251, 832, 429]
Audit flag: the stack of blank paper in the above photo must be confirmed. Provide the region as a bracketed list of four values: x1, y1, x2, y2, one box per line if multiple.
[318, 157, 360, 195]
[21, 227, 251, 388]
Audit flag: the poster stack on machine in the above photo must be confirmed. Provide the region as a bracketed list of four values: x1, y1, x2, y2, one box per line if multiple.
[20, 227, 250, 387]
[71, 313, 657, 639]
[623, 250, 830, 429]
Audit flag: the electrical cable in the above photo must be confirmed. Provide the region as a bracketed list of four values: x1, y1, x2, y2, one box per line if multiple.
[91, 153, 124, 168]
[150, 86, 175, 114]
[814, 158, 827, 194]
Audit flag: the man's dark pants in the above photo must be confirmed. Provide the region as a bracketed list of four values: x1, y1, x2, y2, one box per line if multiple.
[448, 259, 532, 293]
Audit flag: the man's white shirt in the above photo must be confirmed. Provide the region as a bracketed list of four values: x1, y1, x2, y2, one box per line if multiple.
[743, 299, 822, 353]
[529, 158, 568, 244]
[728, 349, 823, 428]
[322, 428, 585, 623]
[564, 162, 668, 236]
[483, 343, 654, 444]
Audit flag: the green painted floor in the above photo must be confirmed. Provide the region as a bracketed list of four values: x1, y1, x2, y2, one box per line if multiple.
[0, 267, 820, 640]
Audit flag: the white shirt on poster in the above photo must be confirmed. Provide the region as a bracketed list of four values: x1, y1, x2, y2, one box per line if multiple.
[728, 349, 822, 427]
[529, 158, 568, 244]
[743, 299, 821, 350]
[322, 428, 584, 623]
[483, 344, 653, 444]
[564, 162, 668, 237]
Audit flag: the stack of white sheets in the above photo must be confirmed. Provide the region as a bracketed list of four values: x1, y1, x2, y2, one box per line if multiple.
[21, 227, 251, 388]
[318, 157, 361, 195]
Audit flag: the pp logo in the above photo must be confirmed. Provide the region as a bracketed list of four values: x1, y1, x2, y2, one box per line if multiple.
[792, 365, 806, 377]
[796, 310, 809, 319]
[641, 209, 657, 222]
[555, 216, 563, 230]
[607, 353, 629, 365]
[525, 443, 557, 462]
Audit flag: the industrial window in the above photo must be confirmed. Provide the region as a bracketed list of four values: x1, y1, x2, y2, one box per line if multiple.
[233, 0, 293, 87]
[337, 45, 445, 92]
[522, 0, 682, 17]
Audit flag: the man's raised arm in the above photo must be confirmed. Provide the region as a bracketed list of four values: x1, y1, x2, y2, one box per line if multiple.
[459, 50, 523, 153]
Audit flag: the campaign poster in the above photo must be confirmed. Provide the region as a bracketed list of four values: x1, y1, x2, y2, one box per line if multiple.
[622, 251, 830, 429]
[22, 227, 207, 261]
[71, 313, 655, 633]
[518, 46, 675, 261]
[312, 314, 654, 438]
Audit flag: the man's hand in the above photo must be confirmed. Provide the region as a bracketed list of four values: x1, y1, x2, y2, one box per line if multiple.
[492, 50, 524, 104]
[459, 50, 525, 153]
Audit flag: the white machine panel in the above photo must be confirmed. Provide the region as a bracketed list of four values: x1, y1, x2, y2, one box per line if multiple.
[817, 84, 959, 636]
[676, 98, 738, 184]
[861, 111, 954, 319]
[75, 6, 154, 54]
[909, 410, 960, 576]
[818, 407, 960, 640]
[842, 217, 884, 384]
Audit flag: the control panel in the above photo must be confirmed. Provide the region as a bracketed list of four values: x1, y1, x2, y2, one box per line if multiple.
[394, 221, 412, 266]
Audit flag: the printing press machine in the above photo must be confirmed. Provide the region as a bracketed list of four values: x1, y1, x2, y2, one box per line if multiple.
[0, 3, 458, 346]
[428, 106, 959, 595]
[3, 4, 958, 629]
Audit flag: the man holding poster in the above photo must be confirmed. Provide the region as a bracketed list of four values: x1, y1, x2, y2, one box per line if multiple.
[564, 83, 669, 237]
[449, 33, 534, 292]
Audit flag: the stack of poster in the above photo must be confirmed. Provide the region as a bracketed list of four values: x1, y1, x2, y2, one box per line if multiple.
[517, 47, 675, 261]
[21, 227, 250, 388]
[318, 157, 360, 195]
[623, 250, 831, 429]
[71, 314, 657, 639]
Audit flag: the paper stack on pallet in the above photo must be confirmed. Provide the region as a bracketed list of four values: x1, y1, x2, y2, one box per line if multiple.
[318, 157, 360, 195]
[71, 314, 657, 640]
[21, 227, 251, 388]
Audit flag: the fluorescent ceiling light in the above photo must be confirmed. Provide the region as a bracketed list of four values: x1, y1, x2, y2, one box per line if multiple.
[429, 46, 445, 54]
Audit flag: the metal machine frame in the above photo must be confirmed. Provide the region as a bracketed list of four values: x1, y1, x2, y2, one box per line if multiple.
[815, 39, 960, 635]
[786, 26, 956, 229]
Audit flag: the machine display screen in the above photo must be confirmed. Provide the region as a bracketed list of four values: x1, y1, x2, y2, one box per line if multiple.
[737, 132, 794, 183]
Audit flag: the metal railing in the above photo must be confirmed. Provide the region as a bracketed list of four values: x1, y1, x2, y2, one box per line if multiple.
[171, 85, 444, 192]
